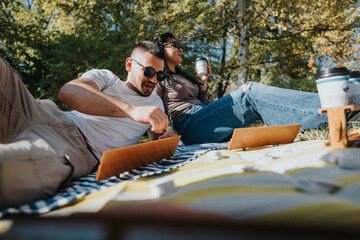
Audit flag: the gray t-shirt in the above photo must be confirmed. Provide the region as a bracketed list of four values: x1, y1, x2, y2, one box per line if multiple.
[154, 73, 207, 122]
[66, 69, 164, 160]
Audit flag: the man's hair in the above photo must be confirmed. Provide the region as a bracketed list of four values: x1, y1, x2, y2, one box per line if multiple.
[132, 41, 164, 60]
[151, 32, 175, 45]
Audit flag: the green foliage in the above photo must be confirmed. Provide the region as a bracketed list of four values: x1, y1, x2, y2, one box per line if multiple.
[245, 0, 360, 92]
[1, 0, 359, 106]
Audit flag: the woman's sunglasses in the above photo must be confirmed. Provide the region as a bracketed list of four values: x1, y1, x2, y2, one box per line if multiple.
[163, 41, 181, 49]
[131, 59, 167, 82]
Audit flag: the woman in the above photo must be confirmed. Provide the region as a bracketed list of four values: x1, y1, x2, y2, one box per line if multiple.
[152, 32, 328, 145]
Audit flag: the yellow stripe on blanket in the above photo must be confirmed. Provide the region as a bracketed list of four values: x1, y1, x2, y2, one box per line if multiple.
[45, 182, 127, 216]
[162, 185, 298, 205]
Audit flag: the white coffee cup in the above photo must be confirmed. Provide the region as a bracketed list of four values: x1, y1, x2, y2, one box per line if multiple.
[315, 67, 350, 108]
[196, 57, 207, 76]
[349, 71, 360, 105]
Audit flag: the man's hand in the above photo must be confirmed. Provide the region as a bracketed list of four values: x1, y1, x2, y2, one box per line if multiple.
[147, 130, 175, 141]
[157, 131, 175, 139]
[129, 106, 168, 133]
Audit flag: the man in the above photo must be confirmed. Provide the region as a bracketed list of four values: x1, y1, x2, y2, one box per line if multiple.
[0, 41, 173, 209]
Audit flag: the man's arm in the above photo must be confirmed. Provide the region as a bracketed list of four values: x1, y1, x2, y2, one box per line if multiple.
[58, 78, 168, 133]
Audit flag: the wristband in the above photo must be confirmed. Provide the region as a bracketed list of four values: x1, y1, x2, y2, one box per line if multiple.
[199, 82, 207, 86]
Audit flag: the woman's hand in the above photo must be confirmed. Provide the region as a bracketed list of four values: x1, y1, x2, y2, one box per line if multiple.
[195, 57, 211, 85]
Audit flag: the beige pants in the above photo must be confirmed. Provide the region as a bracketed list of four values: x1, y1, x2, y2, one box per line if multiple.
[0, 57, 98, 209]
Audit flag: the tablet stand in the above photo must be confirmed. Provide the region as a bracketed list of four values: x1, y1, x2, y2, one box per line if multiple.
[319, 105, 360, 149]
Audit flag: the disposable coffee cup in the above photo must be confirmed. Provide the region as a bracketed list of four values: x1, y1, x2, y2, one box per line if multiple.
[315, 67, 350, 108]
[349, 71, 360, 105]
[196, 57, 207, 76]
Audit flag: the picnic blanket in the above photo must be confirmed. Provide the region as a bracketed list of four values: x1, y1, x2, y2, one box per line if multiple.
[47, 140, 360, 230]
[0, 141, 228, 218]
[3, 139, 360, 231]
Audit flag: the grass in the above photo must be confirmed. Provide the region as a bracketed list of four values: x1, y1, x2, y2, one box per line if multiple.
[250, 120, 330, 141]
[296, 128, 329, 141]
[296, 121, 360, 141]
[251, 120, 360, 141]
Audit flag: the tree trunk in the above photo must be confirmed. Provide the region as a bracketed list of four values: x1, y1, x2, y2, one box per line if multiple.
[237, 0, 249, 87]
[217, 30, 228, 99]
[217, 2, 229, 99]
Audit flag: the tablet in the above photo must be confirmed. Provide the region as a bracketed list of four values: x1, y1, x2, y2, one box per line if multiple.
[96, 136, 181, 181]
[228, 124, 302, 150]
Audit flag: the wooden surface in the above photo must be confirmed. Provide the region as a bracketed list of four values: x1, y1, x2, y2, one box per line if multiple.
[96, 136, 181, 181]
[319, 105, 360, 149]
[228, 124, 302, 150]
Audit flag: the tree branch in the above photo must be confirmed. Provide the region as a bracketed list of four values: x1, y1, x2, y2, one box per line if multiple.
[0, 8, 11, 22]
[248, 26, 352, 41]
[245, 0, 277, 29]
[248, 52, 307, 65]
[183, 19, 235, 42]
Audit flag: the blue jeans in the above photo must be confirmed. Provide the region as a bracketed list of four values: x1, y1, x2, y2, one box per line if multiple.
[173, 82, 328, 145]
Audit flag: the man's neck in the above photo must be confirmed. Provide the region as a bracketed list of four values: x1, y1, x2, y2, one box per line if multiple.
[126, 81, 147, 97]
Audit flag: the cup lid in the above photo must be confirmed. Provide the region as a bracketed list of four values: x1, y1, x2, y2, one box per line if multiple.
[315, 67, 350, 80]
[350, 71, 360, 78]
[196, 57, 207, 61]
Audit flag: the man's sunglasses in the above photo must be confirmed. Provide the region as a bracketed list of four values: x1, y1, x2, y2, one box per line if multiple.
[163, 41, 181, 49]
[131, 59, 167, 82]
